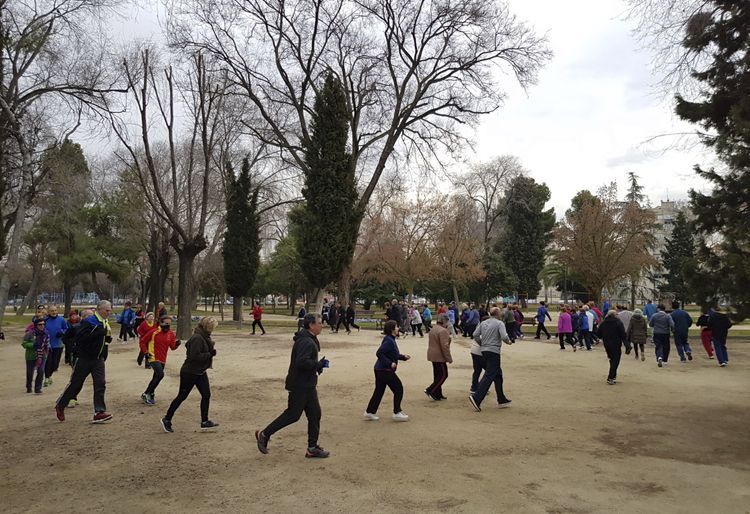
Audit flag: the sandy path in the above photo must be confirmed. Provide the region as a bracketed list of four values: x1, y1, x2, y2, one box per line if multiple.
[1, 327, 748, 513]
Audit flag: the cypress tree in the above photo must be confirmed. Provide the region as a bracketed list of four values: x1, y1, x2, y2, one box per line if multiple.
[660, 211, 695, 306]
[223, 159, 261, 322]
[292, 72, 359, 305]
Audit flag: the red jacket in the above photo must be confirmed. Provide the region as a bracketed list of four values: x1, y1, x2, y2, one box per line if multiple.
[138, 320, 157, 347]
[252, 305, 263, 320]
[140, 325, 177, 364]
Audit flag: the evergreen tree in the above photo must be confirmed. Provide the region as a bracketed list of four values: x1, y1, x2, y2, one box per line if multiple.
[223, 159, 261, 322]
[660, 211, 695, 306]
[498, 176, 555, 300]
[292, 72, 360, 305]
[676, 1, 750, 320]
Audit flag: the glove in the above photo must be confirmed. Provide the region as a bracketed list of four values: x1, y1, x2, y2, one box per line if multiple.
[210, 348, 217, 356]
[105, 335, 113, 344]
[175, 340, 181, 348]
[321, 357, 330, 369]
[35, 357, 43, 369]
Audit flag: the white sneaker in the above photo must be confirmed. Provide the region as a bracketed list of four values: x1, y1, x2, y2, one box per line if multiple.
[392, 411, 409, 422]
[363, 412, 379, 421]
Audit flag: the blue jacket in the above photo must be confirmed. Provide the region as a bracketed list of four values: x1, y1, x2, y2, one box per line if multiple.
[466, 309, 479, 325]
[670, 309, 693, 336]
[602, 301, 610, 315]
[579, 312, 590, 331]
[44, 315, 69, 349]
[536, 306, 552, 323]
[120, 307, 135, 325]
[374, 335, 407, 371]
[643, 303, 657, 321]
[422, 307, 432, 320]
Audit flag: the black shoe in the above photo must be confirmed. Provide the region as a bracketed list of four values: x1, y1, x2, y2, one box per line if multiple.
[468, 394, 481, 412]
[161, 417, 173, 433]
[439, 395, 447, 400]
[26, 388, 32, 393]
[255, 430, 269, 454]
[687, 352, 693, 361]
[201, 420, 219, 430]
[305, 445, 330, 458]
[498, 399, 512, 408]
[424, 389, 437, 401]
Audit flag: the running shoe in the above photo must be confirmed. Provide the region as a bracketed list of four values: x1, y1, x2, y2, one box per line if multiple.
[255, 430, 269, 454]
[468, 395, 481, 412]
[641, 354, 645, 362]
[92, 411, 112, 424]
[720, 362, 727, 367]
[68, 399, 77, 408]
[498, 399, 512, 408]
[363, 412, 379, 421]
[607, 378, 616, 385]
[392, 411, 410, 422]
[161, 417, 173, 433]
[424, 389, 437, 401]
[305, 445, 330, 458]
[55, 405, 65, 422]
[687, 352, 693, 361]
[141, 393, 151, 405]
[200, 420, 219, 430]
[657, 357, 663, 368]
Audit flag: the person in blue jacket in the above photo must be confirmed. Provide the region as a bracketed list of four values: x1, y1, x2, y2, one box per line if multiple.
[43, 305, 68, 386]
[363, 320, 411, 422]
[643, 300, 657, 321]
[118, 301, 136, 341]
[534, 301, 552, 339]
[670, 300, 693, 362]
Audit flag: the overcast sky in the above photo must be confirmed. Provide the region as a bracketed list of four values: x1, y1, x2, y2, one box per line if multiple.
[104, 0, 712, 218]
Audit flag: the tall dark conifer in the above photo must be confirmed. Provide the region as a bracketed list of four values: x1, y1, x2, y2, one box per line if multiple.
[223, 159, 261, 322]
[660, 211, 695, 306]
[292, 72, 359, 305]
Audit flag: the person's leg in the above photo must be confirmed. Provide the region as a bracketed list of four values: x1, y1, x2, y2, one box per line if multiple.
[56, 358, 93, 408]
[639, 343, 645, 357]
[654, 334, 664, 361]
[470, 354, 484, 392]
[473, 352, 499, 406]
[165, 372, 198, 420]
[541, 322, 550, 338]
[714, 336, 728, 364]
[366, 371, 388, 414]
[45, 352, 55, 379]
[303, 388, 321, 448]
[91, 359, 107, 413]
[26, 360, 34, 392]
[701, 330, 714, 357]
[263, 389, 307, 438]
[194, 373, 211, 422]
[137, 350, 145, 366]
[606, 344, 621, 380]
[417, 324, 423, 337]
[144, 362, 165, 396]
[558, 332, 565, 349]
[663, 335, 671, 363]
[506, 321, 516, 343]
[535, 322, 541, 338]
[350, 321, 360, 330]
[258, 320, 266, 334]
[584, 331, 592, 350]
[411, 323, 417, 336]
[566, 333, 576, 349]
[34, 357, 46, 392]
[675, 334, 687, 361]
[386, 372, 404, 413]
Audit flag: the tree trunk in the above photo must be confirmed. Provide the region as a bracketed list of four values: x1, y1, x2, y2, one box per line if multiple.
[17, 254, 44, 317]
[452, 284, 459, 305]
[0, 169, 29, 329]
[289, 292, 295, 315]
[307, 288, 326, 317]
[63, 281, 73, 316]
[219, 294, 224, 321]
[338, 264, 352, 306]
[630, 276, 637, 310]
[175, 248, 199, 340]
[232, 296, 243, 322]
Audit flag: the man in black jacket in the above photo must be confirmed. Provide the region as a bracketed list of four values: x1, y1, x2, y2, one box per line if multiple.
[597, 310, 631, 385]
[55, 301, 114, 423]
[256, 313, 330, 458]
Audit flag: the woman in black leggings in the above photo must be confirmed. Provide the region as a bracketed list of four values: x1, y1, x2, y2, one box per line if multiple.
[364, 320, 411, 422]
[161, 316, 220, 433]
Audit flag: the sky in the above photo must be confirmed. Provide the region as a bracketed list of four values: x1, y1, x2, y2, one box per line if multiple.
[99, 0, 713, 219]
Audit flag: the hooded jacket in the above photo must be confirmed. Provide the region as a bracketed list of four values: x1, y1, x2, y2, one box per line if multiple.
[597, 315, 629, 349]
[649, 310, 674, 335]
[626, 313, 648, 345]
[180, 326, 215, 375]
[75, 312, 111, 360]
[557, 312, 573, 333]
[44, 315, 69, 349]
[707, 312, 732, 339]
[285, 329, 324, 389]
[427, 324, 452, 363]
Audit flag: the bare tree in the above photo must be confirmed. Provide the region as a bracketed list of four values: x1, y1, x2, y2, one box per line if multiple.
[168, 0, 550, 304]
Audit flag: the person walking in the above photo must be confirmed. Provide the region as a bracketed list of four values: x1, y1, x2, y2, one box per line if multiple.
[627, 309, 648, 362]
[464, 303, 480, 338]
[255, 314, 331, 458]
[335, 302, 349, 334]
[617, 305, 634, 333]
[137, 312, 157, 368]
[534, 301, 552, 339]
[22, 318, 49, 394]
[643, 300, 657, 321]
[502, 304, 516, 344]
[43, 305, 68, 386]
[597, 310, 631, 385]
[363, 320, 411, 422]
[328, 300, 340, 333]
[649, 304, 675, 368]
[670, 301, 694, 362]
[297, 306, 307, 332]
[579, 306, 593, 350]
[157, 302, 168, 319]
[160, 316, 219, 432]
[346, 303, 360, 332]
[251, 301, 266, 335]
[513, 305, 525, 339]
[450, 301, 460, 335]
[468, 307, 512, 411]
[695, 310, 715, 359]
[707, 308, 732, 367]
[447, 305, 457, 336]
[421, 304, 432, 332]
[55, 300, 114, 424]
[62, 309, 80, 367]
[118, 301, 136, 342]
[140, 316, 180, 405]
[424, 314, 452, 401]
[408, 304, 424, 337]
[557, 306, 576, 351]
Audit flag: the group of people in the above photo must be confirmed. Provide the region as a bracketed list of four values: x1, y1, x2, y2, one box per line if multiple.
[319, 299, 361, 334]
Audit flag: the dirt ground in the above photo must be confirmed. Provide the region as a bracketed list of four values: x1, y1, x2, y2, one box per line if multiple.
[1, 325, 749, 514]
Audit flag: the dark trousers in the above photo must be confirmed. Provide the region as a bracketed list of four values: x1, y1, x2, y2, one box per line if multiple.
[470, 353, 485, 392]
[348, 319, 360, 330]
[472, 351, 508, 407]
[119, 324, 130, 341]
[57, 357, 107, 413]
[426, 361, 448, 398]
[26, 358, 46, 392]
[506, 321, 516, 342]
[653, 333, 670, 362]
[411, 323, 423, 337]
[604, 343, 622, 380]
[558, 332, 575, 349]
[252, 320, 266, 334]
[465, 323, 478, 338]
[674, 333, 692, 360]
[713, 335, 728, 364]
[264, 387, 321, 448]
[366, 371, 403, 415]
[580, 330, 592, 350]
[144, 362, 165, 396]
[336, 318, 350, 332]
[536, 321, 550, 338]
[45, 347, 63, 378]
[165, 372, 211, 422]
[423, 319, 432, 332]
[137, 350, 151, 368]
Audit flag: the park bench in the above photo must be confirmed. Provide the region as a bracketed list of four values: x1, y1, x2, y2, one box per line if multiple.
[355, 310, 383, 329]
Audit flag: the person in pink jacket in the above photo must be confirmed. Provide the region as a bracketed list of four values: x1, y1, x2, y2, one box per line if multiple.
[557, 306, 576, 351]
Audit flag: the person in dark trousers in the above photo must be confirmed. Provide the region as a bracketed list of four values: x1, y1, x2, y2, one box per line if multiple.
[450, 301, 460, 335]
[160, 316, 219, 432]
[328, 300, 339, 333]
[251, 301, 266, 335]
[297, 306, 306, 332]
[256, 313, 331, 458]
[670, 300, 694, 362]
[140, 316, 180, 405]
[43, 305, 68, 386]
[626, 309, 648, 362]
[363, 320, 411, 422]
[424, 314, 452, 401]
[597, 310, 631, 385]
[388, 299, 403, 337]
[22, 318, 49, 394]
[707, 308, 733, 367]
[469, 308, 513, 412]
[346, 303, 360, 332]
[335, 302, 349, 334]
[118, 301, 135, 341]
[62, 309, 80, 366]
[649, 304, 674, 367]
[534, 301, 552, 339]
[55, 301, 114, 424]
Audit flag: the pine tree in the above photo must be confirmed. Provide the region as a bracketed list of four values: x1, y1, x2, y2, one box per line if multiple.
[223, 159, 261, 322]
[498, 176, 555, 300]
[660, 211, 695, 306]
[292, 72, 360, 305]
[676, 1, 750, 320]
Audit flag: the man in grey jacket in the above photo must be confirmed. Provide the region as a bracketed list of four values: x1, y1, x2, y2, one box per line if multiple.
[649, 304, 675, 367]
[469, 307, 512, 411]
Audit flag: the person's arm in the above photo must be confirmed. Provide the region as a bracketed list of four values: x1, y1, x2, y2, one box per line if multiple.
[294, 339, 321, 370]
[546, 309, 552, 322]
[649, 316, 655, 327]
[439, 330, 452, 363]
[168, 332, 178, 350]
[186, 337, 212, 363]
[473, 322, 482, 344]
[687, 313, 693, 328]
[21, 331, 34, 350]
[499, 321, 510, 343]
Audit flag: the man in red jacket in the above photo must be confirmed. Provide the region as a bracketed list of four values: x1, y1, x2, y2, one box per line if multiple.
[140, 316, 180, 405]
[251, 301, 266, 335]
